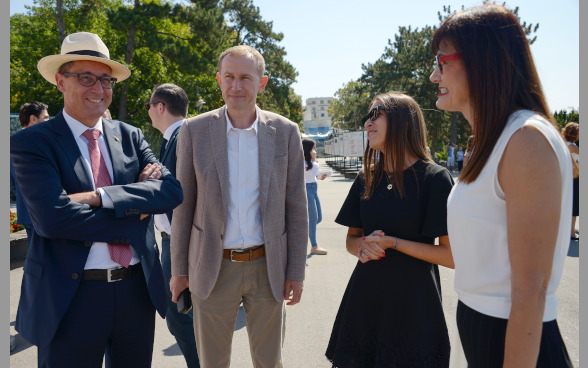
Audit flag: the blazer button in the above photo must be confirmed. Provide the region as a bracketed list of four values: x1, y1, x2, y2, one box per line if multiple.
[84, 241, 92, 247]
[220, 234, 223, 240]
[72, 273, 79, 280]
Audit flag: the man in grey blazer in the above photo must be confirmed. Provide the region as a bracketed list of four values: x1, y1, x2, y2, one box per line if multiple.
[169, 45, 308, 367]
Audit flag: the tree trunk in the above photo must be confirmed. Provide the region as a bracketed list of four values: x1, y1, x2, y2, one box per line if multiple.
[56, 0, 66, 41]
[450, 112, 458, 144]
[117, 0, 139, 121]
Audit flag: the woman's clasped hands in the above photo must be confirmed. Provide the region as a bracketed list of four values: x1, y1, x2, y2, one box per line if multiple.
[358, 230, 393, 263]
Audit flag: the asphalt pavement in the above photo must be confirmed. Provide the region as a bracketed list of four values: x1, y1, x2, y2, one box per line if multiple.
[9, 158, 579, 367]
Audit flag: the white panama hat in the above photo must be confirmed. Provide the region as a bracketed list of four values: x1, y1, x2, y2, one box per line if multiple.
[37, 32, 131, 85]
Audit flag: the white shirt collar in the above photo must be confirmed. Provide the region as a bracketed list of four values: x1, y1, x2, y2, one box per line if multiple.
[225, 107, 259, 135]
[163, 119, 184, 141]
[63, 109, 104, 139]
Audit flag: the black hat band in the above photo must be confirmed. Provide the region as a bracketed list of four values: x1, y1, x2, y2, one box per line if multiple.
[66, 50, 109, 59]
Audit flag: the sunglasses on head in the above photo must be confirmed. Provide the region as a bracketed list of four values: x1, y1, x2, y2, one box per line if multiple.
[144, 100, 165, 110]
[366, 106, 386, 122]
[434, 53, 462, 73]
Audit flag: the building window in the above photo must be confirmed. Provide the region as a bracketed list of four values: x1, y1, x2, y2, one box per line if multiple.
[321, 113, 325, 117]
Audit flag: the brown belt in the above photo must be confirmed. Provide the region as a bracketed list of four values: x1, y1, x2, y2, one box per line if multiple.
[223, 245, 265, 262]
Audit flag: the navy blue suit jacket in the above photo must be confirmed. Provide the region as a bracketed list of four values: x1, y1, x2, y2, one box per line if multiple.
[160, 126, 181, 223]
[10, 111, 183, 347]
[10, 159, 32, 227]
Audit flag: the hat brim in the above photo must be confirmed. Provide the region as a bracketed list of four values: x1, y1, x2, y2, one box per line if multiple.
[37, 54, 131, 85]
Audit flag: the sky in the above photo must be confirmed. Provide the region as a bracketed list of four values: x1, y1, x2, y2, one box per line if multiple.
[10, 0, 580, 112]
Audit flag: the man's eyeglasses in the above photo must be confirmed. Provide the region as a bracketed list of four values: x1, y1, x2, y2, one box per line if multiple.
[144, 100, 165, 110]
[366, 106, 387, 122]
[62, 72, 117, 89]
[433, 53, 462, 74]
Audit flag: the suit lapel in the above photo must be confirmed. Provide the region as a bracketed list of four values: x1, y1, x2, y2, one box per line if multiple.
[161, 126, 181, 164]
[102, 119, 125, 185]
[52, 111, 94, 192]
[257, 109, 276, 214]
[210, 106, 230, 212]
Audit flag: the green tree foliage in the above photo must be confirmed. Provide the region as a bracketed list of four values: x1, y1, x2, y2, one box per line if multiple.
[328, 80, 371, 130]
[223, 0, 303, 126]
[11, 0, 303, 147]
[330, 2, 541, 157]
[553, 108, 580, 131]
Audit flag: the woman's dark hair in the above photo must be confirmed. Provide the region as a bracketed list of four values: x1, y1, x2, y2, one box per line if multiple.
[562, 122, 579, 143]
[302, 138, 316, 171]
[363, 91, 433, 199]
[432, 4, 554, 183]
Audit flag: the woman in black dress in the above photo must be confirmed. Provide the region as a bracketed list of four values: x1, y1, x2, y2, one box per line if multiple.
[325, 92, 454, 368]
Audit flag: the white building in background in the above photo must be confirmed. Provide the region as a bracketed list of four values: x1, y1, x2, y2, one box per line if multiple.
[303, 97, 333, 135]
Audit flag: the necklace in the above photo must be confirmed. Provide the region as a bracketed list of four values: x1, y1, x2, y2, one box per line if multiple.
[384, 172, 393, 190]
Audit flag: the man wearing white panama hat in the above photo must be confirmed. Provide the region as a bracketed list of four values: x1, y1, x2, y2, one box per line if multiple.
[10, 32, 183, 367]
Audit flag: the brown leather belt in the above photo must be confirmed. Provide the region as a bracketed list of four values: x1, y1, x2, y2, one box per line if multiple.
[223, 245, 265, 262]
[83, 263, 141, 282]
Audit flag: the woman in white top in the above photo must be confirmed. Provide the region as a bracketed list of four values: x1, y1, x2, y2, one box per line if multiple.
[562, 122, 579, 240]
[430, 4, 573, 367]
[302, 138, 328, 255]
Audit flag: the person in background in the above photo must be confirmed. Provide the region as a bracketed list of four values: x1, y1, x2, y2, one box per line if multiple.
[430, 4, 573, 366]
[463, 135, 474, 168]
[302, 138, 328, 255]
[147, 83, 200, 367]
[562, 122, 579, 240]
[456, 146, 464, 172]
[446, 141, 456, 173]
[10, 101, 50, 242]
[326, 91, 454, 367]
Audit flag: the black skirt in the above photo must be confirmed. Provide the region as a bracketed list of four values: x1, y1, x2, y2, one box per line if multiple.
[456, 300, 572, 368]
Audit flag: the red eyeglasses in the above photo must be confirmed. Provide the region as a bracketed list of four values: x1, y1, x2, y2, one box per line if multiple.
[434, 53, 462, 73]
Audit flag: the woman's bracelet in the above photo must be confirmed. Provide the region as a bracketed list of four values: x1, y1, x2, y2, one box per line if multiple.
[394, 236, 398, 249]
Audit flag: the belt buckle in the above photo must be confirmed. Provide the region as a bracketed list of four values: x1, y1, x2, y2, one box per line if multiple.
[230, 249, 252, 262]
[107, 268, 123, 282]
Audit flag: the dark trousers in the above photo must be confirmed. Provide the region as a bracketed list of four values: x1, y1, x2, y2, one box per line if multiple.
[37, 267, 156, 368]
[457, 300, 572, 368]
[161, 236, 200, 367]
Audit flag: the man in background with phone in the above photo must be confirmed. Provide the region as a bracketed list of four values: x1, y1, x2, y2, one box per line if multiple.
[147, 83, 200, 367]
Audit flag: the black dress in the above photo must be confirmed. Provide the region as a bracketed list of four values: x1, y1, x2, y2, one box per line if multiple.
[326, 161, 453, 368]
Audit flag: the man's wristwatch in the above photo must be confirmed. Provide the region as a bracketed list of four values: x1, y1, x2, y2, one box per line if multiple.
[95, 189, 103, 208]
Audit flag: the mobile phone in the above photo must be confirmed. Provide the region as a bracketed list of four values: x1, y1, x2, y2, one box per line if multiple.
[177, 288, 192, 314]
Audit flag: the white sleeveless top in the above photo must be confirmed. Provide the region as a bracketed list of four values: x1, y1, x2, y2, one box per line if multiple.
[447, 110, 572, 321]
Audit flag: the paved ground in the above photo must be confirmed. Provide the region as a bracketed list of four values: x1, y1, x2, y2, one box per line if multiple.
[9, 158, 579, 367]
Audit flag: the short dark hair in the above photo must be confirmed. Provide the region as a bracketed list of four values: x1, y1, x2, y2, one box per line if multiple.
[152, 83, 189, 117]
[19, 101, 48, 127]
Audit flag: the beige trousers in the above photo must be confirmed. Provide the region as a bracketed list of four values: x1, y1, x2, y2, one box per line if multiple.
[192, 256, 286, 368]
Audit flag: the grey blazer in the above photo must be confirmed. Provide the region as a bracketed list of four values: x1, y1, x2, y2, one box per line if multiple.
[170, 106, 308, 302]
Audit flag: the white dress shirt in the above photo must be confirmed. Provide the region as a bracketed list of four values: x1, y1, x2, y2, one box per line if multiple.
[154, 119, 184, 235]
[223, 108, 264, 249]
[63, 109, 140, 269]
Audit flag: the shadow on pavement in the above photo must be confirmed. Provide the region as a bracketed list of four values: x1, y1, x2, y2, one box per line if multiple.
[10, 334, 33, 355]
[11, 258, 25, 271]
[568, 241, 579, 257]
[162, 343, 183, 356]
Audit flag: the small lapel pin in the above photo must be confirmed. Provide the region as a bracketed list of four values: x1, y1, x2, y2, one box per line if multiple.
[114, 137, 120, 142]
